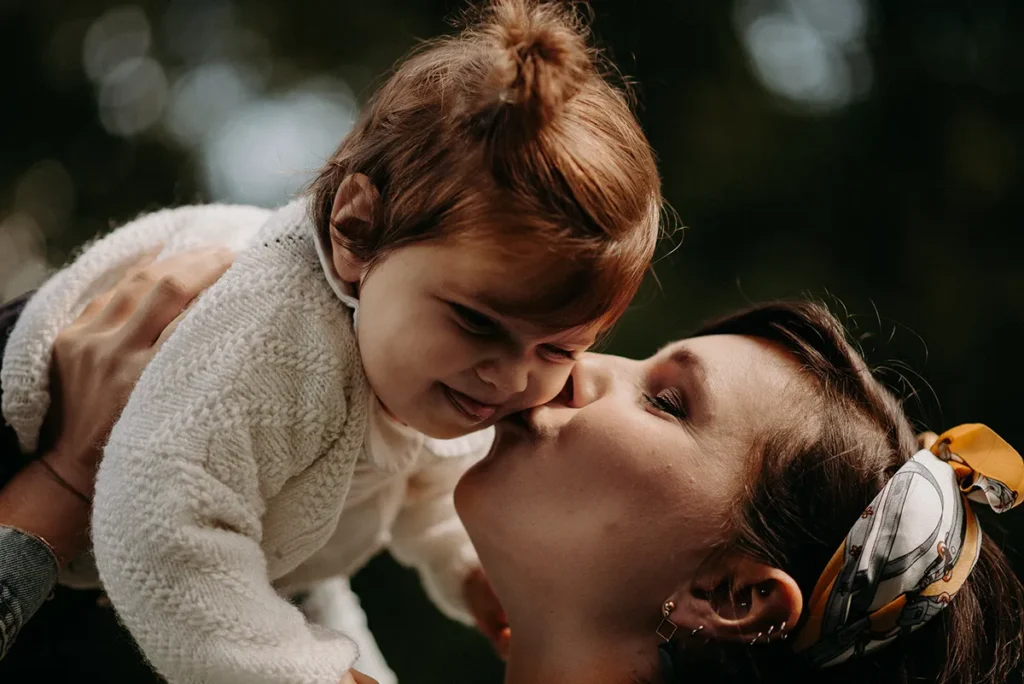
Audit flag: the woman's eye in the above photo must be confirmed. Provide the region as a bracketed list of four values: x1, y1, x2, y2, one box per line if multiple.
[451, 304, 497, 336]
[540, 344, 577, 362]
[644, 388, 688, 420]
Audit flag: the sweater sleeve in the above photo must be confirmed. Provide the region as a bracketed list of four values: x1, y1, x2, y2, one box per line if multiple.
[2, 203, 268, 456]
[92, 245, 367, 684]
[387, 432, 492, 625]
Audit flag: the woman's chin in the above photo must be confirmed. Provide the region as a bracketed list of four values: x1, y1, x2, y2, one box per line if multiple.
[456, 430, 519, 520]
[454, 413, 541, 545]
[469, 416, 527, 467]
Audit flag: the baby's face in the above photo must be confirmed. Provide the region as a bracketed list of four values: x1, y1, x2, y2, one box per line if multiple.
[354, 239, 601, 440]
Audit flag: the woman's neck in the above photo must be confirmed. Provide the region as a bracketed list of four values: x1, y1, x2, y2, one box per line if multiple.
[502, 613, 656, 684]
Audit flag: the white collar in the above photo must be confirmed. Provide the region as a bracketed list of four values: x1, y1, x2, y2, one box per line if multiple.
[312, 223, 361, 326]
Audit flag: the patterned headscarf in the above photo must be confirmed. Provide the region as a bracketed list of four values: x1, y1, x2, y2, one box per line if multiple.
[792, 424, 1024, 667]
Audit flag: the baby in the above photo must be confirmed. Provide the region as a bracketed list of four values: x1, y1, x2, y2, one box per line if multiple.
[1, 1, 661, 682]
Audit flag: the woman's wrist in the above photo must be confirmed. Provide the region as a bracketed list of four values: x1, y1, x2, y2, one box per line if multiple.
[40, 441, 101, 501]
[0, 458, 91, 565]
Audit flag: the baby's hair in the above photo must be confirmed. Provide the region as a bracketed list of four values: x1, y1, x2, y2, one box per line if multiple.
[308, 0, 661, 332]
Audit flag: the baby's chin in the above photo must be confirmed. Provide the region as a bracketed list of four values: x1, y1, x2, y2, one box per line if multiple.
[410, 416, 498, 441]
[398, 405, 504, 441]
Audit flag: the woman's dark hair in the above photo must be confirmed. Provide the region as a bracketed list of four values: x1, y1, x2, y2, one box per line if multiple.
[664, 301, 1023, 683]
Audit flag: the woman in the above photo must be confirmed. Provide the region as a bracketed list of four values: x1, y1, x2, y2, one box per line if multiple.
[454, 301, 1024, 683]
[7, 282, 1022, 682]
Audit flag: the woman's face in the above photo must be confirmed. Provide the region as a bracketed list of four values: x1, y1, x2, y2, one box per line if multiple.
[455, 333, 808, 626]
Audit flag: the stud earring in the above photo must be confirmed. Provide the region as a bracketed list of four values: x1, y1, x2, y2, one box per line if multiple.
[751, 621, 789, 646]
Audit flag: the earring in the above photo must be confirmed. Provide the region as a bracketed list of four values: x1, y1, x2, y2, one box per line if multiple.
[750, 621, 788, 646]
[656, 601, 678, 642]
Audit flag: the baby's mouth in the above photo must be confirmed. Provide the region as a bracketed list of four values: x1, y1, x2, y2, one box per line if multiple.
[443, 385, 499, 423]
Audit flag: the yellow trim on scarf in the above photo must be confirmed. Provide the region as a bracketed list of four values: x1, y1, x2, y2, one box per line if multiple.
[793, 424, 1022, 656]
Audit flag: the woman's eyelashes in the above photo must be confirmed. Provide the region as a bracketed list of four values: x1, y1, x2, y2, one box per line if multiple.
[643, 387, 689, 421]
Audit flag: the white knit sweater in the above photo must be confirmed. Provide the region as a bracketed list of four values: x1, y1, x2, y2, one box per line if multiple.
[1, 200, 491, 684]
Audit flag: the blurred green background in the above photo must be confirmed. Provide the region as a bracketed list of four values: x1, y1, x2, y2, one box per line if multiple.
[1, 0, 1021, 682]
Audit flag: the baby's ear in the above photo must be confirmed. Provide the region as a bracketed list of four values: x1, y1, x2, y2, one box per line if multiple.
[329, 173, 380, 283]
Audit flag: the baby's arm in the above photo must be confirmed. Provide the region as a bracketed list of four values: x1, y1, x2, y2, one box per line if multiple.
[2, 203, 266, 455]
[387, 434, 492, 624]
[40, 203, 264, 317]
[92, 266, 362, 684]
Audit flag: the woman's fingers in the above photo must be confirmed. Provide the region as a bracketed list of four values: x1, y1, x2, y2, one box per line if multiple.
[349, 671, 379, 684]
[77, 248, 163, 326]
[116, 245, 164, 283]
[496, 626, 511, 661]
[92, 246, 232, 332]
[43, 245, 232, 498]
[152, 305, 192, 350]
[119, 247, 234, 347]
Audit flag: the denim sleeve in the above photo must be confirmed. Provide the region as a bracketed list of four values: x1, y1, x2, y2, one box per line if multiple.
[0, 526, 58, 659]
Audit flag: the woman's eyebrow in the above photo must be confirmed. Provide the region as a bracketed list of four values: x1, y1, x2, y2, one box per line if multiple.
[667, 347, 710, 408]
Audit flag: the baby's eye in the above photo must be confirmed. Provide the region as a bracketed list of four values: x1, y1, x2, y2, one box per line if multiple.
[539, 344, 578, 362]
[451, 303, 498, 336]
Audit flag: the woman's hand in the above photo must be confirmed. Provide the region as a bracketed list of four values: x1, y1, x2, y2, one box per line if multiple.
[340, 669, 379, 684]
[0, 246, 233, 564]
[43, 246, 234, 500]
[464, 566, 511, 660]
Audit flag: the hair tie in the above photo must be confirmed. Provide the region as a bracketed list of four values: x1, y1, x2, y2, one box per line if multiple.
[792, 424, 1023, 667]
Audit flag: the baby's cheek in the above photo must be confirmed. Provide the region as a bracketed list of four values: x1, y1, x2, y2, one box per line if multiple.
[433, 329, 482, 364]
[529, 365, 574, 407]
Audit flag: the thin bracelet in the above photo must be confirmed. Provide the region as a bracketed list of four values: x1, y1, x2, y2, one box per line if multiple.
[37, 458, 92, 505]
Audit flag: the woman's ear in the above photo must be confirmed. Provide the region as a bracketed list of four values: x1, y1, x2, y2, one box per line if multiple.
[669, 554, 803, 645]
[329, 173, 380, 284]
